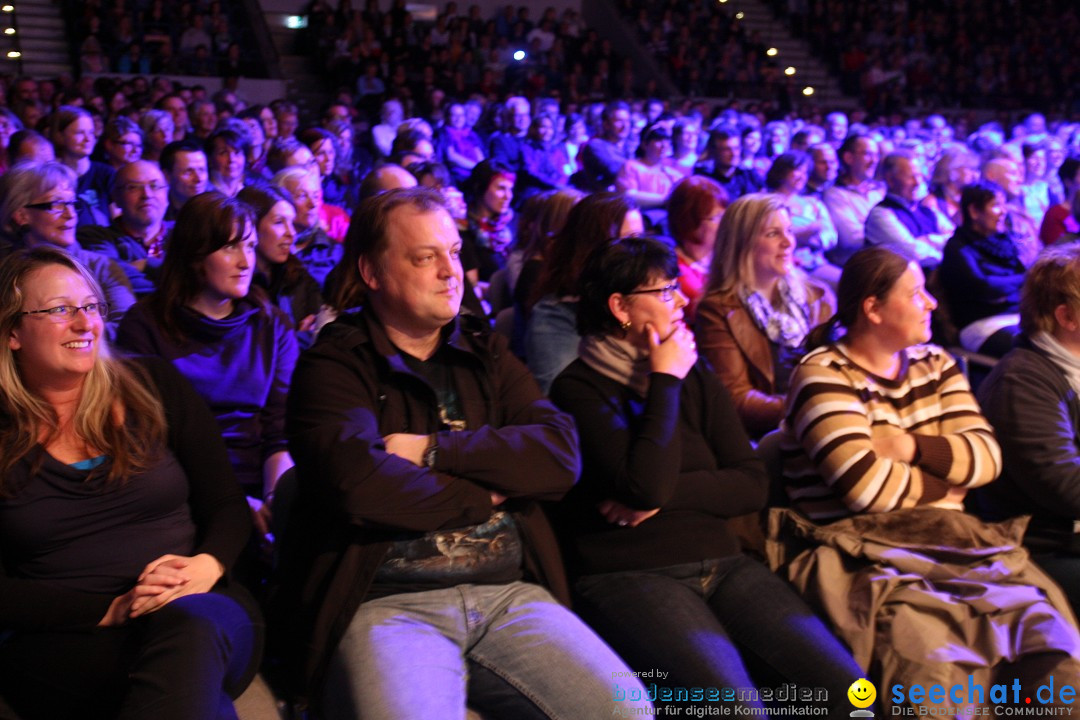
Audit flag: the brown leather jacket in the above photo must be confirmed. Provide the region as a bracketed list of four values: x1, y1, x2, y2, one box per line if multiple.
[695, 278, 833, 438]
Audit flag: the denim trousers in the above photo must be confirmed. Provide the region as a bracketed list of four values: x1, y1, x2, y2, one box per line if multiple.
[322, 580, 653, 720]
[574, 555, 865, 720]
[0, 589, 261, 720]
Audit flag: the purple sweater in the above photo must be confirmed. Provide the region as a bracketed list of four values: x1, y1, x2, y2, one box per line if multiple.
[116, 297, 299, 493]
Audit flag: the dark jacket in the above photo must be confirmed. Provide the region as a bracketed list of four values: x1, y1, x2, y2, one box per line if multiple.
[690, 160, 764, 200]
[975, 335, 1080, 552]
[939, 224, 1025, 331]
[274, 308, 580, 704]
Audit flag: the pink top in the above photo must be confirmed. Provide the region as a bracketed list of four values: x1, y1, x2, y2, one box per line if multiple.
[321, 204, 351, 244]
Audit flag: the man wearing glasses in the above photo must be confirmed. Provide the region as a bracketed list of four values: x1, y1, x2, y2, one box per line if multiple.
[79, 161, 172, 297]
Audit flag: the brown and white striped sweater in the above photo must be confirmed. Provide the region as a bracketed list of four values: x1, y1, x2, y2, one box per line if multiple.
[779, 343, 1001, 520]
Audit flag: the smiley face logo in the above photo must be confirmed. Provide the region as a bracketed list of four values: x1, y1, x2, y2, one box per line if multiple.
[847, 678, 876, 709]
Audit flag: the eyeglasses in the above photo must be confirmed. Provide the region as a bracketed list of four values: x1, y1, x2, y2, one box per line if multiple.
[625, 283, 681, 302]
[24, 200, 78, 215]
[20, 302, 109, 322]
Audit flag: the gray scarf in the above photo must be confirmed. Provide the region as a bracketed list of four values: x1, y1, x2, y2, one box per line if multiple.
[578, 334, 652, 397]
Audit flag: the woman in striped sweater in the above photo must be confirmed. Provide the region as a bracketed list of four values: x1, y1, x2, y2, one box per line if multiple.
[774, 245, 1080, 708]
[781, 245, 999, 519]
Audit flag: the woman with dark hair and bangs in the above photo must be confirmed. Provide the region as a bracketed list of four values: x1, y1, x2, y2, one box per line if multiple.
[0, 246, 260, 719]
[116, 191, 299, 546]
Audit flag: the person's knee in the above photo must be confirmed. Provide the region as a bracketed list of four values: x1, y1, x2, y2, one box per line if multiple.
[150, 593, 253, 657]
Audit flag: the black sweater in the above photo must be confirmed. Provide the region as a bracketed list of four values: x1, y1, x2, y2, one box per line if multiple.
[549, 358, 768, 576]
[0, 357, 251, 631]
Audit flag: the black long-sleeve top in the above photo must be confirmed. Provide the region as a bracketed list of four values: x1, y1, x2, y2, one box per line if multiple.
[549, 358, 768, 576]
[0, 357, 251, 632]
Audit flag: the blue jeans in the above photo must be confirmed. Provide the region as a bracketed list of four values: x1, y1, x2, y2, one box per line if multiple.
[323, 581, 653, 720]
[574, 556, 864, 719]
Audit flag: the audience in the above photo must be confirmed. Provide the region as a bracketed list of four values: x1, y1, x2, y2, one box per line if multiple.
[578, 100, 631, 192]
[1040, 157, 1080, 245]
[160, 138, 210, 221]
[765, 151, 840, 285]
[273, 165, 344, 286]
[205, 119, 250, 197]
[866, 151, 949, 267]
[0, 161, 135, 335]
[274, 187, 652, 719]
[49, 105, 115, 228]
[526, 192, 643, 393]
[822, 134, 884, 266]
[4, 4, 1080, 713]
[78, 160, 172, 297]
[694, 126, 765, 201]
[938, 182, 1025, 356]
[237, 183, 322, 339]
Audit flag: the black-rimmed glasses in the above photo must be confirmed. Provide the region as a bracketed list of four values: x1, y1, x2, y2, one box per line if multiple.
[20, 302, 109, 323]
[624, 283, 681, 302]
[24, 200, 78, 215]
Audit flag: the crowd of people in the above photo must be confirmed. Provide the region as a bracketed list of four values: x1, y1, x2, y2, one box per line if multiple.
[67, 0, 264, 78]
[772, 0, 1080, 116]
[1, 3, 1080, 718]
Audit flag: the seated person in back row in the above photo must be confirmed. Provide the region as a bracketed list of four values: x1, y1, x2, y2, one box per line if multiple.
[273, 187, 652, 719]
[79, 160, 173, 297]
[865, 151, 949, 267]
[938, 181, 1025, 357]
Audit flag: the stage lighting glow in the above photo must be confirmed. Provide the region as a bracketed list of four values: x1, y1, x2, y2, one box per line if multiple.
[802, 86, 814, 96]
[3, 27, 13, 35]
[1, 5, 13, 12]
[513, 50, 526, 61]
[785, 66, 796, 75]
[735, 12, 744, 19]
[7, 50, 19, 58]
[767, 48, 778, 56]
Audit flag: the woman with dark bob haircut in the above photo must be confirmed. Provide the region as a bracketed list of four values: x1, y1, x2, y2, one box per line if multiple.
[549, 236, 864, 716]
[116, 191, 299, 544]
[0, 246, 260, 719]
